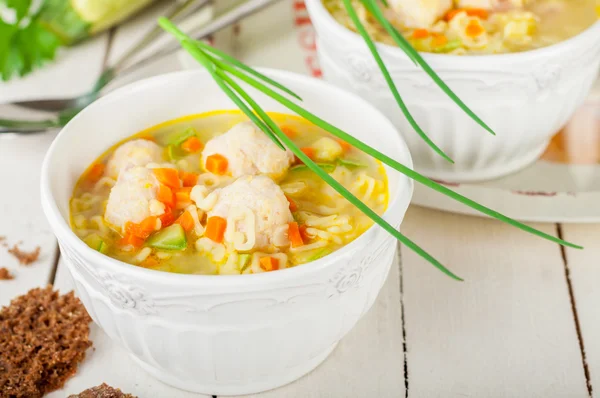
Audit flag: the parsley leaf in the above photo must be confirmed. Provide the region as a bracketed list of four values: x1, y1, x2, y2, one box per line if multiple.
[0, 0, 61, 81]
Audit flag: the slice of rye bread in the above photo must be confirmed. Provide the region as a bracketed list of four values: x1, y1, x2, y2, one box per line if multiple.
[68, 383, 137, 398]
[0, 286, 92, 398]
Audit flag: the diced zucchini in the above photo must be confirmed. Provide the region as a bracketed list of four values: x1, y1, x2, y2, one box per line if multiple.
[147, 224, 187, 251]
[168, 127, 198, 147]
[84, 233, 108, 254]
[337, 158, 367, 169]
[308, 248, 332, 262]
[166, 145, 186, 161]
[239, 253, 252, 272]
[290, 163, 336, 173]
[312, 137, 343, 162]
[433, 39, 462, 54]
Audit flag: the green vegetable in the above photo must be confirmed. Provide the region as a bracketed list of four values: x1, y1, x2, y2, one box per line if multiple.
[290, 163, 336, 173]
[238, 253, 252, 272]
[166, 144, 186, 161]
[338, 158, 366, 169]
[160, 18, 582, 281]
[84, 233, 108, 254]
[0, 0, 154, 81]
[433, 39, 462, 53]
[308, 248, 332, 262]
[168, 127, 198, 146]
[147, 224, 187, 251]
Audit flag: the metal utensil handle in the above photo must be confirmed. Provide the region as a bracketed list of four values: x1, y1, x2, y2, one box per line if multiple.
[115, 0, 282, 79]
[96, 0, 212, 92]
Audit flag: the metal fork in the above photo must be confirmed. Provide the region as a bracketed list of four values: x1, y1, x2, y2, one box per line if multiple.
[1, 0, 282, 133]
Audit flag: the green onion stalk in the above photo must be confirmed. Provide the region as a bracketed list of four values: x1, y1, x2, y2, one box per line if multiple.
[158, 17, 582, 281]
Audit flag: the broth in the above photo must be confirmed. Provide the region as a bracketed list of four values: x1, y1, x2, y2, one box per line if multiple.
[324, 0, 598, 54]
[70, 111, 388, 275]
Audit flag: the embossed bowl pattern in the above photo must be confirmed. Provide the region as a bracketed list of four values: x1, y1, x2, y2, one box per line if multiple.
[41, 70, 414, 395]
[305, 0, 600, 182]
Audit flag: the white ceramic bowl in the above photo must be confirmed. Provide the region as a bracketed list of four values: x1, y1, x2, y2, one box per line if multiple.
[41, 70, 414, 395]
[305, 0, 600, 182]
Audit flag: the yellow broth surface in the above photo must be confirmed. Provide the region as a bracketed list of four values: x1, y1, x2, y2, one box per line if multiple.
[324, 0, 599, 54]
[70, 111, 388, 275]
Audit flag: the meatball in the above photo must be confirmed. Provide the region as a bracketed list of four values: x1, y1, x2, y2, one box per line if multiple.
[106, 139, 164, 179]
[104, 166, 164, 230]
[202, 122, 294, 180]
[206, 175, 293, 250]
[388, 0, 452, 28]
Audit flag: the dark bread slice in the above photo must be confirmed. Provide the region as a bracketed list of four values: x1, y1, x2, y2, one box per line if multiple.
[0, 286, 92, 397]
[68, 383, 137, 398]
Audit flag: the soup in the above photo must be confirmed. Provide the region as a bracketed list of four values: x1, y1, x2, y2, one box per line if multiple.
[324, 0, 599, 54]
[70, 111, 388, 275]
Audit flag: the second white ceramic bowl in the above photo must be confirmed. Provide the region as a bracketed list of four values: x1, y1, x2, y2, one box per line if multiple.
[306, 0, 600, 182]
[41, 70, 414, 395]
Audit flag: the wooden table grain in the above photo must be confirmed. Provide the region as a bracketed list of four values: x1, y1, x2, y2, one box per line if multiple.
[0, 3, 597, 397]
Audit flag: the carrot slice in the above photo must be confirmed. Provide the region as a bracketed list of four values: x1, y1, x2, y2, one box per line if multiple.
[205, 154, 229, 175]
[466, 21, 485, 37]
[205, 216, 227, 243]
[175, 187, 192, 204]
[285, 194, 298, 212]
[140, 257, 159, 268]
[432, 34, 448, 47]
[86, 163, 105, 183]
[176, 210, 195, 232]
[159, 209, 176, 228]
[125, 216, 157, 239]
[412, 29, 429, 39]
[119, 233, 144, 248]
[445, 8, 488, 21]
[288, 222, 304, 248]
[179, 171, 199, 187]
[299, 224, 310, 242]
[181, 136, 203, 153]
[153, 168, 180, 189]
[281, 126, 297, 138]
[157, 184, 175, 207]
[260, 257, 280, 272]
[336, 138, 352, 153]
[300, 147, 315, 160]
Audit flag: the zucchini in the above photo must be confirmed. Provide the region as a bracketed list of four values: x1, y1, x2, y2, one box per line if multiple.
[308, 248, 332, 262]
[166, 144, 186, 161]
[147, 224, 187, 251]
[337, 158, 366, 169]
[290, 163, 336, 173]
[84, 233, 108, 254]
[40, 0, 156, 45]
[238, 253, 252, 272]
[432, 39, 462, 54]
[168, 127, 198, 147]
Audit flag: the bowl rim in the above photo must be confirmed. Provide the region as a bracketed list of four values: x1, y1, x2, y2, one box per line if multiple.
[41, 68, 414, 287]
[306, 0, 600, 64]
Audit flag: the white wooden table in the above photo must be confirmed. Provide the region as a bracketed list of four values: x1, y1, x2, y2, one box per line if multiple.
[1, 2, 598, 397]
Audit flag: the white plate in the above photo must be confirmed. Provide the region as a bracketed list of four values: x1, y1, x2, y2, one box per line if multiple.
[180, 1, 600, 223]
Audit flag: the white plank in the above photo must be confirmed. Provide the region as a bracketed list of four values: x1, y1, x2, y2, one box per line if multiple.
[231, 251, 406, 398]
[0, 131, 59, 306]
[401, 206, 587, 398]
[48, 260, 211, 398]
[560, 224, 600, 396]
[0, 35, 109, 306]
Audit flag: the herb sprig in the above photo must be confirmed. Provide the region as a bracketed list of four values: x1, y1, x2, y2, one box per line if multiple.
[159, 17, 581, 280]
